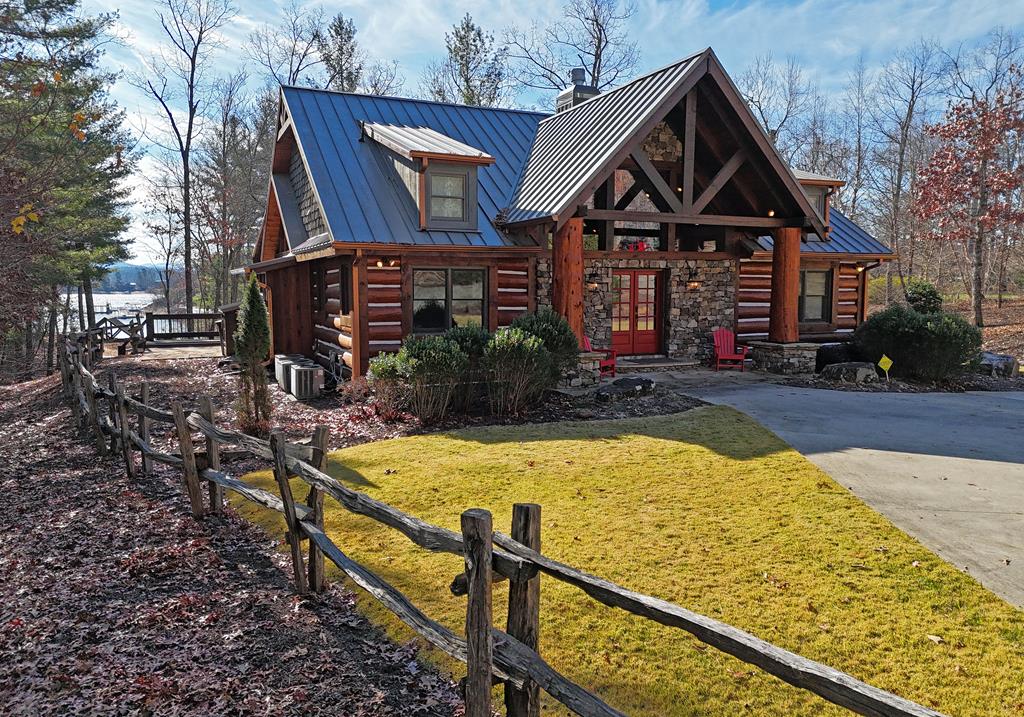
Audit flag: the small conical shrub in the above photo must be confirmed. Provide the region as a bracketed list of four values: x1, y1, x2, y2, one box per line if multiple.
[234, 274, 272, 435]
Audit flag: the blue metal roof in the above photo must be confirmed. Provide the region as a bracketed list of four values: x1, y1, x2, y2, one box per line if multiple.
[281, 87, 546, 248]
[755, 208, 893, 256]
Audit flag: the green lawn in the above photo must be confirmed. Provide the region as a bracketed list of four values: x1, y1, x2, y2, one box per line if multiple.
[236, 406, 1024, 716]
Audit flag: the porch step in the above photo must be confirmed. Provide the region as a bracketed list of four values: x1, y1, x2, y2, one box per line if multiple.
[616, 356, 701, 373]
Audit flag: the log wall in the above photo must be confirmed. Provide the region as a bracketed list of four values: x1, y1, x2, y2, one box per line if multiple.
[311, 259, 354, 375]
[736, 255, 865, 343]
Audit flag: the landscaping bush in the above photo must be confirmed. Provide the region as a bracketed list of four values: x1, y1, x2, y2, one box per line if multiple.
[854, 305, 981, 382]
[444, 324, 491, 411]
[399, 335, 468, 424]
[234, 274, 272, 436]
[366, 352, 410, 421]
[904, 278, 943, 314]
[510, 308, 578, 383]
[483, 327, 552, 416]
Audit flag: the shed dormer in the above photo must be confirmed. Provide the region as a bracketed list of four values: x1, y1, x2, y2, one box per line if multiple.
[792, 168, 845, 229]
[361, 122, 494, 232]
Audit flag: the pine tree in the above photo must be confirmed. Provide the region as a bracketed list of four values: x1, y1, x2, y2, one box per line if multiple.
[420, 14, 507, 107]
[234, 273, 272, 435]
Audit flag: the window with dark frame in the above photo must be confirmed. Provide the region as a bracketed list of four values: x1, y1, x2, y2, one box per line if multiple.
[412, 268, 486, 332]
[429, 173, 466, 221]
[424, 163, 477, 231]
[799, 269, 832, 323]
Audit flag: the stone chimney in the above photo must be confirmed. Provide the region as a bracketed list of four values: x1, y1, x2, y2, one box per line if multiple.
[555, 68, 598, 112]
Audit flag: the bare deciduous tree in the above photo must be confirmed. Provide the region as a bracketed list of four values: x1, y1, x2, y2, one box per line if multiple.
[362, 60, 405, 96]
[247, 0, 323, 86]
[133, 0, 235, 317]
[738, 53, 811, 162]
[505, 0, 638, 98]
[869, 38, 943, 299]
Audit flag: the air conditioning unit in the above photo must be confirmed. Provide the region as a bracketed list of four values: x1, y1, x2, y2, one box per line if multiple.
[290, 362, 324, 400]
[274, 354, 304, 393]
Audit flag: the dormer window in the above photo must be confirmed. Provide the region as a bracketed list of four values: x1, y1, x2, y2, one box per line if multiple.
[425, 163, 477, 230]
[360, 121, 493, 233]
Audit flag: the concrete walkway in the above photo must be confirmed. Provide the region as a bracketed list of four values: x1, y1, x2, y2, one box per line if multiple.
[663, 373, 1024, 606]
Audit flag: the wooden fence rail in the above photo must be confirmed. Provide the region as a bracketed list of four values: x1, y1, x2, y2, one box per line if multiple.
[55, 339, 947, 717]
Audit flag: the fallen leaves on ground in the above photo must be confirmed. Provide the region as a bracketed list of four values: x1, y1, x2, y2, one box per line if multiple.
[0, 372, 462, 716]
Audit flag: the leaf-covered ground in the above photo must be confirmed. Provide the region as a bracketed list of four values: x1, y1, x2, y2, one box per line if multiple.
[0, 370, 463, 716]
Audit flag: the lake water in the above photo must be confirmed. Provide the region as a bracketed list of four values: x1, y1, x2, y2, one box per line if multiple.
[63, 291, 159, 317]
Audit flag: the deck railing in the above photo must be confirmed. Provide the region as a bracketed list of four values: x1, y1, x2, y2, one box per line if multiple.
[56, 341, 947, 717]
[144, 311, 220, 344]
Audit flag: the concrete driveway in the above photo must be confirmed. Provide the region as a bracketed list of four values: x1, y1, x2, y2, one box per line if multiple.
[672, 377, 1024, 607]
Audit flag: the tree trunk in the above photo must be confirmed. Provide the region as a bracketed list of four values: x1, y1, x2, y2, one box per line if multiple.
[62, 290, 71, 335]
[83, 273, 96, 329]
[77, 284, 85, 331]
[183, 162, 194, 323]
[23, 320, 34, 379]
[46, 288, 57, 376]
[973, 160, 988, 327]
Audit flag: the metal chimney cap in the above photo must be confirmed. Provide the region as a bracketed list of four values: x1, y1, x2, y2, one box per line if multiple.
[569, 67, 587, 85]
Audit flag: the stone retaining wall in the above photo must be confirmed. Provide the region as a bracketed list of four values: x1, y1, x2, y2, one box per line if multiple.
[749, 341, 818, 375]
[536, 255, 736, 363]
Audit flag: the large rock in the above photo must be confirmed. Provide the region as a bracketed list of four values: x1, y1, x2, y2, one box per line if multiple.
[977, 351, 1020, 378]
[816, 342, 858, 373]
[819, 361, 879, 384]
[595, 376, 656, 403]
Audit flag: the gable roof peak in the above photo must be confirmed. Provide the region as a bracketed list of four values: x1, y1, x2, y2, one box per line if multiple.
[539, 48, 711, 124]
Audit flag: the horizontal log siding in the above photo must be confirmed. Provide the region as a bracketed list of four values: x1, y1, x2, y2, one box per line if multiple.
[312, 261, 354, 371]
[736, 256, 865, 342]
[367, 262, 403, 358]
[496, 263, 532, 327]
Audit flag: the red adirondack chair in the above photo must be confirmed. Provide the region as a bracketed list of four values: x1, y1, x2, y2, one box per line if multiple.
[583, 337, 617, 379]
[712, 328, 749, 371]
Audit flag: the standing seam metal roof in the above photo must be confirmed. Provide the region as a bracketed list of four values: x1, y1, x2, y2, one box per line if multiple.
[504, 53, 705, 224]
[361, 122, 494, 161]
[755, 208, 893, 255]
[282, 87, 545, 247]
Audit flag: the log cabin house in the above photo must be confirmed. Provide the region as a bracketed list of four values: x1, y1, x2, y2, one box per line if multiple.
[246, 47, 893, 381]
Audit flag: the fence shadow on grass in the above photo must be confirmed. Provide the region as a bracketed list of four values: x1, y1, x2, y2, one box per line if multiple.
[55, 338, 949, 717]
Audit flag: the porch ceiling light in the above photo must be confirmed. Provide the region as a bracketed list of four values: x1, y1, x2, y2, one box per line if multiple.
[767, 209, 775, 217]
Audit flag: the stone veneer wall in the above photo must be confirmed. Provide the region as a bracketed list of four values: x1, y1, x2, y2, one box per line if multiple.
[536, 256, 737, 362]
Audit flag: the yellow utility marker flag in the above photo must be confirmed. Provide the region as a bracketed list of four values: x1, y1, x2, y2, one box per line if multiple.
[878, 354, 893, 381]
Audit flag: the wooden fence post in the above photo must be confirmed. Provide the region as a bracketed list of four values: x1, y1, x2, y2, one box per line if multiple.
[270, 430, 309, 595]
[461, 508, 494, 717]
[66, 350, 83, 430]
[505, 503, 542, 717]
[83, 366, 107, 455]
[199, 396, 223, 514]
[114, 379, 135, 479]
[171, 402, 205, 517]
[306, 425, 329, 593]
[106, 372, 119, 454]
[138, 382, 151, 474]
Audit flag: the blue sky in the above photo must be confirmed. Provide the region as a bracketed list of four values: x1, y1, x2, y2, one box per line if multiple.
[83, 0, 1024, 261]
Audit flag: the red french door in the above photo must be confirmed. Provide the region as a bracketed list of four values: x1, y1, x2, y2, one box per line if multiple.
[611, 270, 660, 355]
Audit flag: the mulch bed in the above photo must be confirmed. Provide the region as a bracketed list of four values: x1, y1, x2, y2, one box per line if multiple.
[97, 355, 704, 462]
[0, 372, 462, 716]
[784, 373, 1024, 393]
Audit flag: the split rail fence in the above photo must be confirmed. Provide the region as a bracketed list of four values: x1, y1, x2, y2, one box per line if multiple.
[56, 339, 947, 717]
